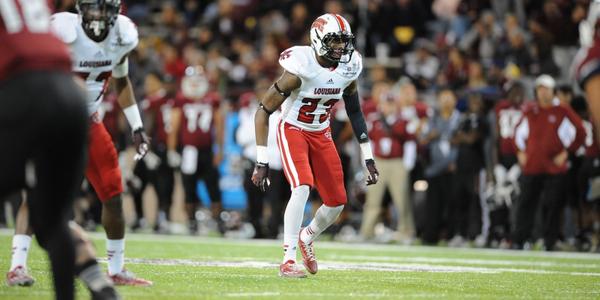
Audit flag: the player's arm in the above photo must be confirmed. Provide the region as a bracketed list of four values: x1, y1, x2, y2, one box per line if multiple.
[112, 55, 149, 160]
[251, 70, 301, 191]
[166, 106, 182, 168]
[343, 80, 379, 185]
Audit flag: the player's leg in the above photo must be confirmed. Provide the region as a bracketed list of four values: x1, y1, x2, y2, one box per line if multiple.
[129, 159, 148, 231]
[277, 122, 313, 278]
[7, 194, 35, 286]
[541, 174, 567, 250]
[85, 121, 151, 286]
[70, 222, 119, 299]
[199, 150, 225, 234]
[388, 159, 415, 242]
[267, 169, 290, 238]
[511, 175, 544, 248]
[585, 76, 600, 143]
[244, 160, 266, 238]
[154, 150, 174, 230]
[359, 159, 388, 240]
[27, 72, 89, 300]
[299, 129, 347, 275]
[181, 146, 201, 234]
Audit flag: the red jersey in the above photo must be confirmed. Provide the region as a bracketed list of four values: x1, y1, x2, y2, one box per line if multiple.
[143, 92, 175, 146]
[369, 114, 410, 159]
[361, 99, 379, 132]
[494, 100, 524, 156]
[514, 103, 585, 175]
[400, 101, 431, 135]
[176, 91, 221, 149]
[0, 0, 71, 82]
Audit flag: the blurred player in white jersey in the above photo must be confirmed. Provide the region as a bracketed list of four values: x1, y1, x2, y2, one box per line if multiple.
[7, 0, 152, 287]
[252, 13, 379, 278]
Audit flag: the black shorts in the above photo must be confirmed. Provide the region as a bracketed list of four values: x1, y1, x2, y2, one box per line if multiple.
[0, 71, 88, 197]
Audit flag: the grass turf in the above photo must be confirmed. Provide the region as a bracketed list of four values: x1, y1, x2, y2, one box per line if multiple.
[0, 230, 599, 299]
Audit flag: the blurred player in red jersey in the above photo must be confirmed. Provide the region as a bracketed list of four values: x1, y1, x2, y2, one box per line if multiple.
[170, 66, 225, 234]
[0, 0, 119, 299]
[129, 72, 178, 232]
[252, 13, 379, 278]
[6, 0, 152, 287]
[486, 81, 526, 244]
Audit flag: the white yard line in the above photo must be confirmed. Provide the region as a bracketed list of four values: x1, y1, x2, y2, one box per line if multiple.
[329, 255, 600, 269]
[1, 228, 597, 262]
[104, 257, 600, 277]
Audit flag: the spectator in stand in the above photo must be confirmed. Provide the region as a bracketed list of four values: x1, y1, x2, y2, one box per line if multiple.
[467, 61, 489, 90]
[404, 39, 440, 90]
[459, 10, 503, 67]
[360, 82, 415, 243]
[512, 75, 585, 250]
[287, 3, 311, 45]
[420, 89, 461, 245]
[442, 47, 470, 90]
[448, 92, 488, 247]
[557, 85, 574, 106]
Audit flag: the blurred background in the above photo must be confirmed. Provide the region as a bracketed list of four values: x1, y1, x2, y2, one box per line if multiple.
[2, 0, 599, 252]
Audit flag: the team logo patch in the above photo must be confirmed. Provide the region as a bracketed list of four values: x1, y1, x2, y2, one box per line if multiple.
[311, 17, 327, 32]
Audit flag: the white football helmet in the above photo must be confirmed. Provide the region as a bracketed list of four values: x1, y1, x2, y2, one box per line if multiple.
[310, 13, 355, 63]
[181, 66, 209, 100]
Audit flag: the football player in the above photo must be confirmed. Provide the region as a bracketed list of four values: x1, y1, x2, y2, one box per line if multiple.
[169, 66, 225, 235]
[252, 13, 379, 277]
[0, 1, 119, 298]
[574, 0, 600, 144]
[6, 0, 152, 287]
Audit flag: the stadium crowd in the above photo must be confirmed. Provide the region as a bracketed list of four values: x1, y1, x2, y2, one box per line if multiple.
[2, 0, 598, 252]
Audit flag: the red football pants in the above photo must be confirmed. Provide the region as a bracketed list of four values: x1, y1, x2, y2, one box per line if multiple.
[276, 121, 347, 206]
[85, 116, 123, 202]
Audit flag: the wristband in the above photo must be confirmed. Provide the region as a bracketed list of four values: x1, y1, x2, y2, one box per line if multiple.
[256, 145, 269, 163]
[123, 104, 143, 131]
[360, 142, 374, 161]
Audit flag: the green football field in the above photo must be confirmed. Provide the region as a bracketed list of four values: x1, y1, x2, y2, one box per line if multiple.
[0, 230, 599, 299]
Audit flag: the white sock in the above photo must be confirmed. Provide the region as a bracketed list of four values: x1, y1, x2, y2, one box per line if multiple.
[10, 234, 32, 271]
[106, 239, 125, 275]
[282, 185, 310, 263]
[300, 205, 344, 244]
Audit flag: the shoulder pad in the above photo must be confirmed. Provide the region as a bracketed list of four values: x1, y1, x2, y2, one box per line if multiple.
[50, 12, 78, 44]
[278, 46, 312, 79]
[114, 15, 139, 53]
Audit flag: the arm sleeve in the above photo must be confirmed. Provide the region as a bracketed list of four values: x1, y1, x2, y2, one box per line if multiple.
[343, 91, 369, 144]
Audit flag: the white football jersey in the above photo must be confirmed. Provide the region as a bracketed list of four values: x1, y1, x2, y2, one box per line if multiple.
[50, 12, 138, 116]
[278, 46, 362, 131]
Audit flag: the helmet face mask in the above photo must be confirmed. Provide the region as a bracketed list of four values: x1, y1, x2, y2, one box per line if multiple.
[320, 32, 354, 63]
[77, 0, 121, 42]
[310, 14, 355, 64]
